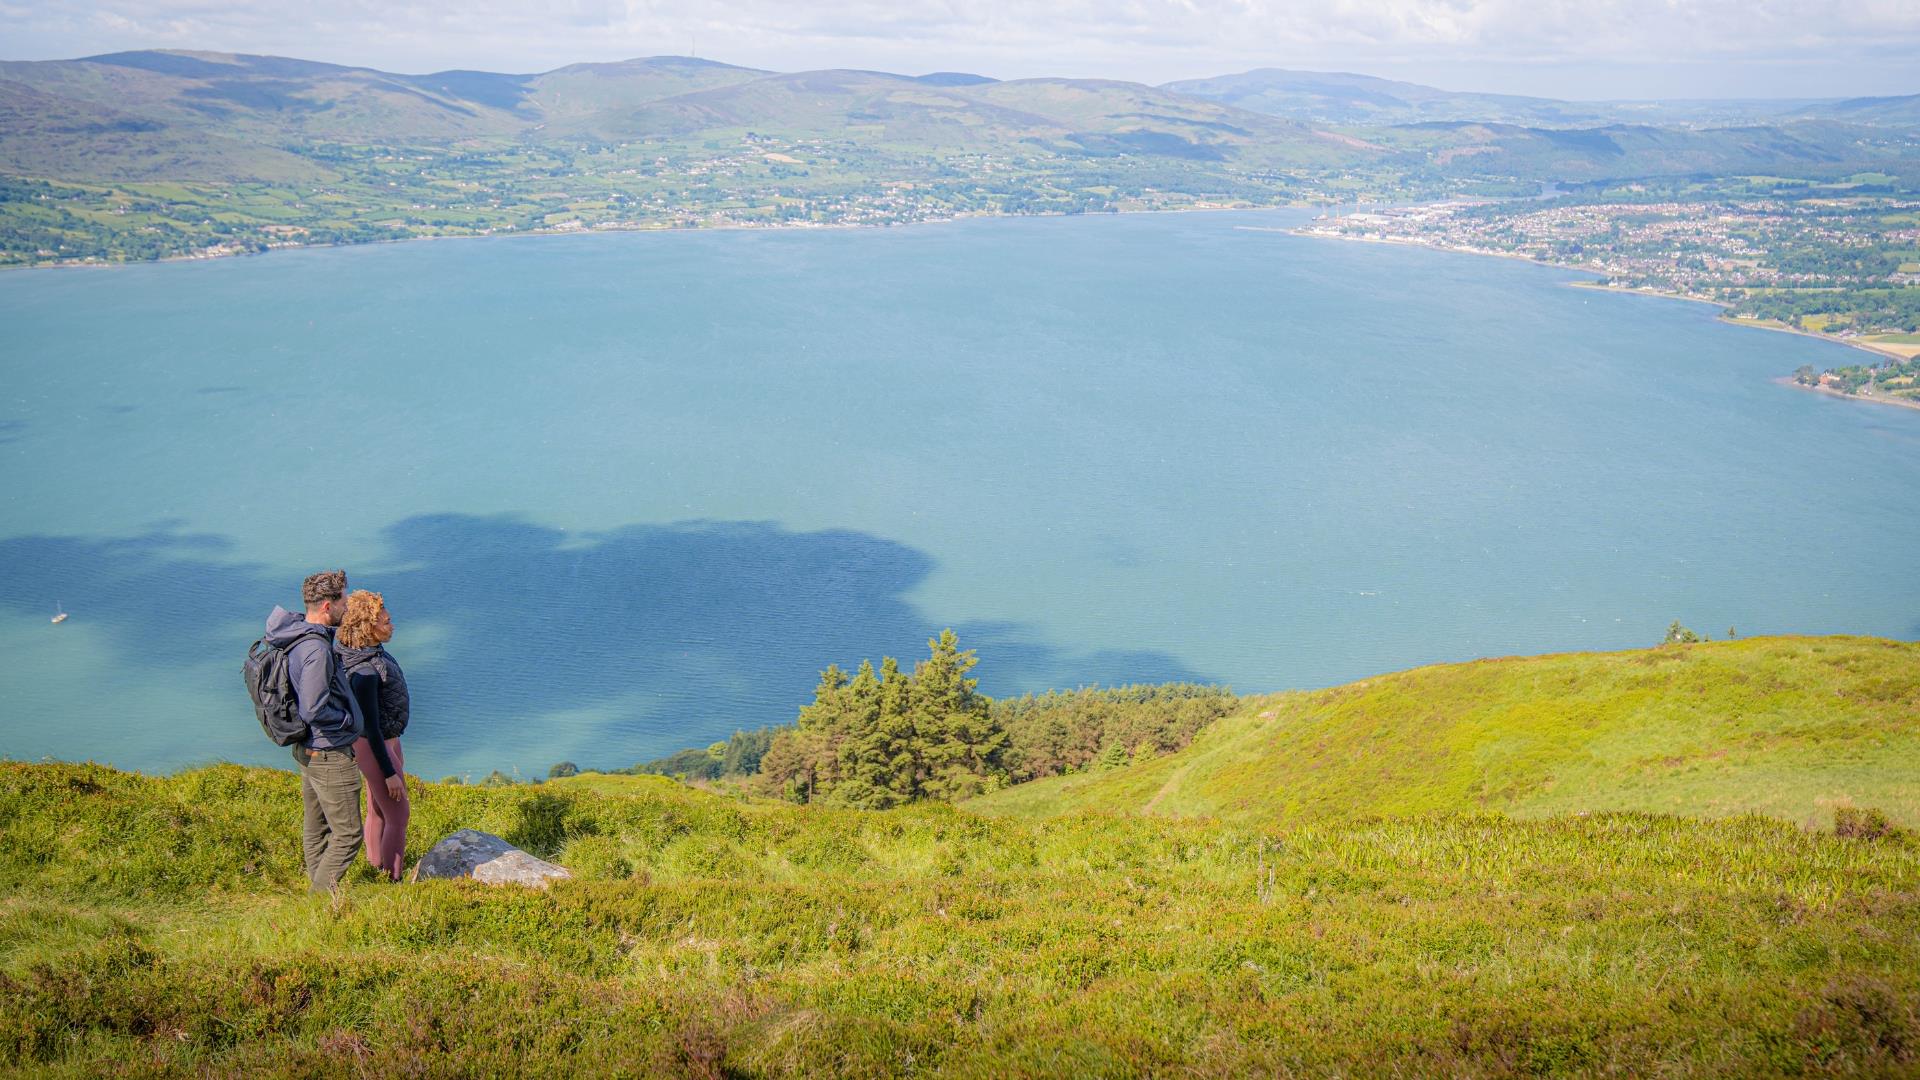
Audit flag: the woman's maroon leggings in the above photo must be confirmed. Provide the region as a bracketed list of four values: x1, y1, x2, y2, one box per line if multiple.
[352, 736, 408, 881]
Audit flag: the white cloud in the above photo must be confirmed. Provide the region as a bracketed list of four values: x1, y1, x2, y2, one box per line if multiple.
[4, 0, 1917, 96]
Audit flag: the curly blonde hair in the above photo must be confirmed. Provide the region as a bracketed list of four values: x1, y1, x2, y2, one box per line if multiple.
[336, 590, 392, 649]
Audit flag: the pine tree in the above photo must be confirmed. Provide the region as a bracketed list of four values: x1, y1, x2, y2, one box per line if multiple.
[912, 630, 1008, 801]
[872, 655, 920, 808]
[761, 665, 851, 803]
[768, 631, 1008, 807]
[719, 728, 776, 777]
[834, 658, 902, 809]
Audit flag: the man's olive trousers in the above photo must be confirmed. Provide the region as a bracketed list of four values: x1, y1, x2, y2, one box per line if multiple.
[297, 745, 364, 893]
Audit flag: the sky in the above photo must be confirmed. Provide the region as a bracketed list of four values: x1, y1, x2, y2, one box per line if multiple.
[3, 0, 1918, 101]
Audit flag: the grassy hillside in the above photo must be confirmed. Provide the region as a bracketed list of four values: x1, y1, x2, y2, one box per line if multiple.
[0, 77, 330, 184]
[968, 637, 1920, 828]
[4, 760, 1918, 1075]
[527, 57, 771, 123]
[0, 52, 532, 143]
[583, 69, 1062, 147]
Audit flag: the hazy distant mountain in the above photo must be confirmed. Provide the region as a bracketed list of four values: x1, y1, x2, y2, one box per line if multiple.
[0, 49, 1908, 187]
[1789, 92, 1920, 129]
[524, 57, 772, 123]
[913, 72, 997, 87]
[559, 68, 1052, 144]
[967, 77, 1362, 163]
[1158, 68, 1865, 130]
[0, 67, 330, 182]
[0, 51, 1366, 175]
[1160, 69, 1613, 127]
[549, 67, 1357, 164]
[1368, 120, 1871, 181]
[0, 51, 532, 149]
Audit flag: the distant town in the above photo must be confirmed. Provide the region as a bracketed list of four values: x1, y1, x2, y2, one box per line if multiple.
[1299, 176, 1920, 400]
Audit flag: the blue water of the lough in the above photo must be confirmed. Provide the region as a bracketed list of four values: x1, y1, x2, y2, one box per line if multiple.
[3, 209, 1915, 777]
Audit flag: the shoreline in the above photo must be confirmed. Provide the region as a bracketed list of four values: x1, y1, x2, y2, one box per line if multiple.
[1771, 375, 1920, 413]
[0, 200, 1318, 275]
[1296, 226, 1920, 383]
[1564, 281, 1920, 365]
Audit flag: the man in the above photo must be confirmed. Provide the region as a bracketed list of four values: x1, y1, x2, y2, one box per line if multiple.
[263, 569, 366, 893]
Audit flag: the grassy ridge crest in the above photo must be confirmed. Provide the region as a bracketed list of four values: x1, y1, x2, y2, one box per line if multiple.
[966, 636, 1920, 828]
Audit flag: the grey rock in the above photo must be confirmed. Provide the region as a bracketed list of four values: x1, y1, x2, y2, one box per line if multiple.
[410, 829, 572, 888]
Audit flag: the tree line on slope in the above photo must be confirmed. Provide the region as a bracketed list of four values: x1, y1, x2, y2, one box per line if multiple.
[600, 629, 1237, 808]
[512, 618, 1750, 794]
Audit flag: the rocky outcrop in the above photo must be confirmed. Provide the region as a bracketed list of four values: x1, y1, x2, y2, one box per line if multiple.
[410, 829, 572, 888]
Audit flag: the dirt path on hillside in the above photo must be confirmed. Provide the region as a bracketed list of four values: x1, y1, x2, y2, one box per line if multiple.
[1142, 763, 1191, 814]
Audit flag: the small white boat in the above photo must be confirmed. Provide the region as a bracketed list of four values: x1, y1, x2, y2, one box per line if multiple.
[51, 602, 68, 625]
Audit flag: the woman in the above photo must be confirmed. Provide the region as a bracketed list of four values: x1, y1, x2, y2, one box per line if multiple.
[335, 589, 411, 881]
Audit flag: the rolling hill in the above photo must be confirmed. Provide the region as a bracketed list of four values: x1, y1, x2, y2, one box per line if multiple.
[521, 56, 772, 124]
[0, 51, 532, 141]
[1793, 92, 1920, 130]
[967, 636, 1920, 828]
[1, 49, 1907, 185]
[0, 75, 330, 182]
[1159, 68, 1856, 130]
[0, 52, 1367, 168]
[0, 50, 1362, 171]
[1161, 68, 1613, 127]
[0, 51, 784, 177]
[1361, 120, 1879, 181]
[964, 77, 1366, 163]
[566, 68, 1062, 146]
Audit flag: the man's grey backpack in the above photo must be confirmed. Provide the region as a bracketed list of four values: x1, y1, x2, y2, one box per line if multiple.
[243, 629, 327, 745]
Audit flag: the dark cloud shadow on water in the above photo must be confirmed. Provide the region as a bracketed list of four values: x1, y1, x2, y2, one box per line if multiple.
[0, 526, 266, 650]
[0, 513, 1213, 767]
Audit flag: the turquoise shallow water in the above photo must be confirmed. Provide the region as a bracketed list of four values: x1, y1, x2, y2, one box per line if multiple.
[2, 209, 1916, 777]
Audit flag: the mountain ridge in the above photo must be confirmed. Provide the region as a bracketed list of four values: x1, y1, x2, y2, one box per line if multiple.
[4, 48, 1916, 265]
[2, 48, 1912, 186]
